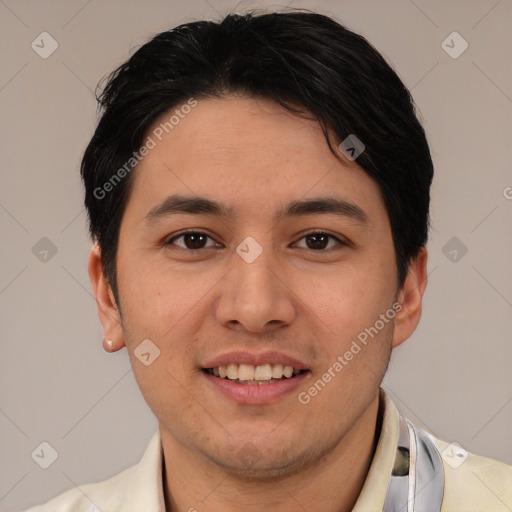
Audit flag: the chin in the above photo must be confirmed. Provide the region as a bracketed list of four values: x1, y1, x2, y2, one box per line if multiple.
[204, 440, 327, 482]
[211, 454, 309, 482]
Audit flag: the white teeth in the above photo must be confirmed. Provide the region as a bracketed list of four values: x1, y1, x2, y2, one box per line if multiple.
[210, 363, 302, 381]
[254, 363, 272, 380]
[226, 363, 238, 380]
[272, 364, 283, 378]
[238, 363, 255, 380]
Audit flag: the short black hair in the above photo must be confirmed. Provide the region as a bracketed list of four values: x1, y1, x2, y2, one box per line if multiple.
[81, 9, 433, 307]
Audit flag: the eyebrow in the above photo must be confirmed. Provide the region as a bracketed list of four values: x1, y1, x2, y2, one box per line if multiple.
[144, 194, 369, 225]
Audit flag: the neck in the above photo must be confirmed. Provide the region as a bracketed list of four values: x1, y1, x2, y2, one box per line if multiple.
[162, 394, 382, 512]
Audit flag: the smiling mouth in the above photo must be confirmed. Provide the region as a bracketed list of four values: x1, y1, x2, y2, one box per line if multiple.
[203, 363, 309, 385]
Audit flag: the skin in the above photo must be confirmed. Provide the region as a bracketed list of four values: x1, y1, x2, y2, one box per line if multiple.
[89, 95, 428, 512]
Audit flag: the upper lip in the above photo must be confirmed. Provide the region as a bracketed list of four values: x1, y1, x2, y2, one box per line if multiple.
[202, 350, 309, 370]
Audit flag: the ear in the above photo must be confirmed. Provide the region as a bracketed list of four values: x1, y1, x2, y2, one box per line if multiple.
[392, 247, 428, 349]
[88, 242, 125, 352]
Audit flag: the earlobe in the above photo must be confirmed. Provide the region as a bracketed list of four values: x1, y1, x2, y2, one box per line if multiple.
[392, 247, 428, 349]
[88, 243, 126, 352]
[102, 338, 117, 353]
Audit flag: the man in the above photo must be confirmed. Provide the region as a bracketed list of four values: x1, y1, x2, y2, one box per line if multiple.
[27, 9, 512, 512]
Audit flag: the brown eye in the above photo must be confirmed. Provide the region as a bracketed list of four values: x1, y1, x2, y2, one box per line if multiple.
[166, 232, 217, 250]
[295, 232, 344, 251]
[306, 233, 329, 250]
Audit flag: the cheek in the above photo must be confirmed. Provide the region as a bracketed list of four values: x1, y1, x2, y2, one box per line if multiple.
[297, 262, 395, 336]
[299, 267, 395, 409]
[130, 357, 208, 445]
[116, 253, 215, 339]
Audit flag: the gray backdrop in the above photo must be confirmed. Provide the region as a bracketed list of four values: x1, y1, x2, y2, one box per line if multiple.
[1, 0, 511, 510]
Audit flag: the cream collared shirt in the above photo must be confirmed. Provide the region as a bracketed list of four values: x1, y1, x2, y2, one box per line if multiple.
[26, 391, 512, 511]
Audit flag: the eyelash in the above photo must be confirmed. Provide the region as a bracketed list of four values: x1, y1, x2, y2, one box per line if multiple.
[164, 230, 347, 251]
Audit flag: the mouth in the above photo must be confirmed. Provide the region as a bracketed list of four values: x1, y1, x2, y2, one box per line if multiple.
[203, 363, 308, 385]
[201, 360, 310, 404]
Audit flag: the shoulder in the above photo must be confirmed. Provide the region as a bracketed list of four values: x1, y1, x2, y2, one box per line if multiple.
[24, 431, 163, 511]
[24, 464, 137, 511]
[431, 437, 512, 511]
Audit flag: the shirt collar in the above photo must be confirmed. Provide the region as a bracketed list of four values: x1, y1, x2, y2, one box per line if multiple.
[352, 388, 400, 511]
[121, 428, 166, 510]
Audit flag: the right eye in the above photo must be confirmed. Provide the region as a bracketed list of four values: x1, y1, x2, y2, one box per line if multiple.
[164, 231, 220, 250]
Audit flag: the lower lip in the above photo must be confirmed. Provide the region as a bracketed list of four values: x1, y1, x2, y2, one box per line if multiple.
[202, 371, 310, 404]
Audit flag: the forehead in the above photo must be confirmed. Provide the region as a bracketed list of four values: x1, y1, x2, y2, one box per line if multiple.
[123, 96, 387, 224]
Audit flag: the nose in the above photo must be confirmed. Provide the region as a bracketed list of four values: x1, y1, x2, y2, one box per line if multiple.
[214, 239, 297, 334]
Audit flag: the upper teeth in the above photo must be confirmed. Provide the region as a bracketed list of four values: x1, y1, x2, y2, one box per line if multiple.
[211, 363, 301, 380]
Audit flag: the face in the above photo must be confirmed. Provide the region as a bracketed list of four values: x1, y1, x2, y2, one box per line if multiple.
[92, 95, 424, 478]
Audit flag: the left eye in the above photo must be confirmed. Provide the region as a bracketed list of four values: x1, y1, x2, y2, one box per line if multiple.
[294, 232, 344, 250]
